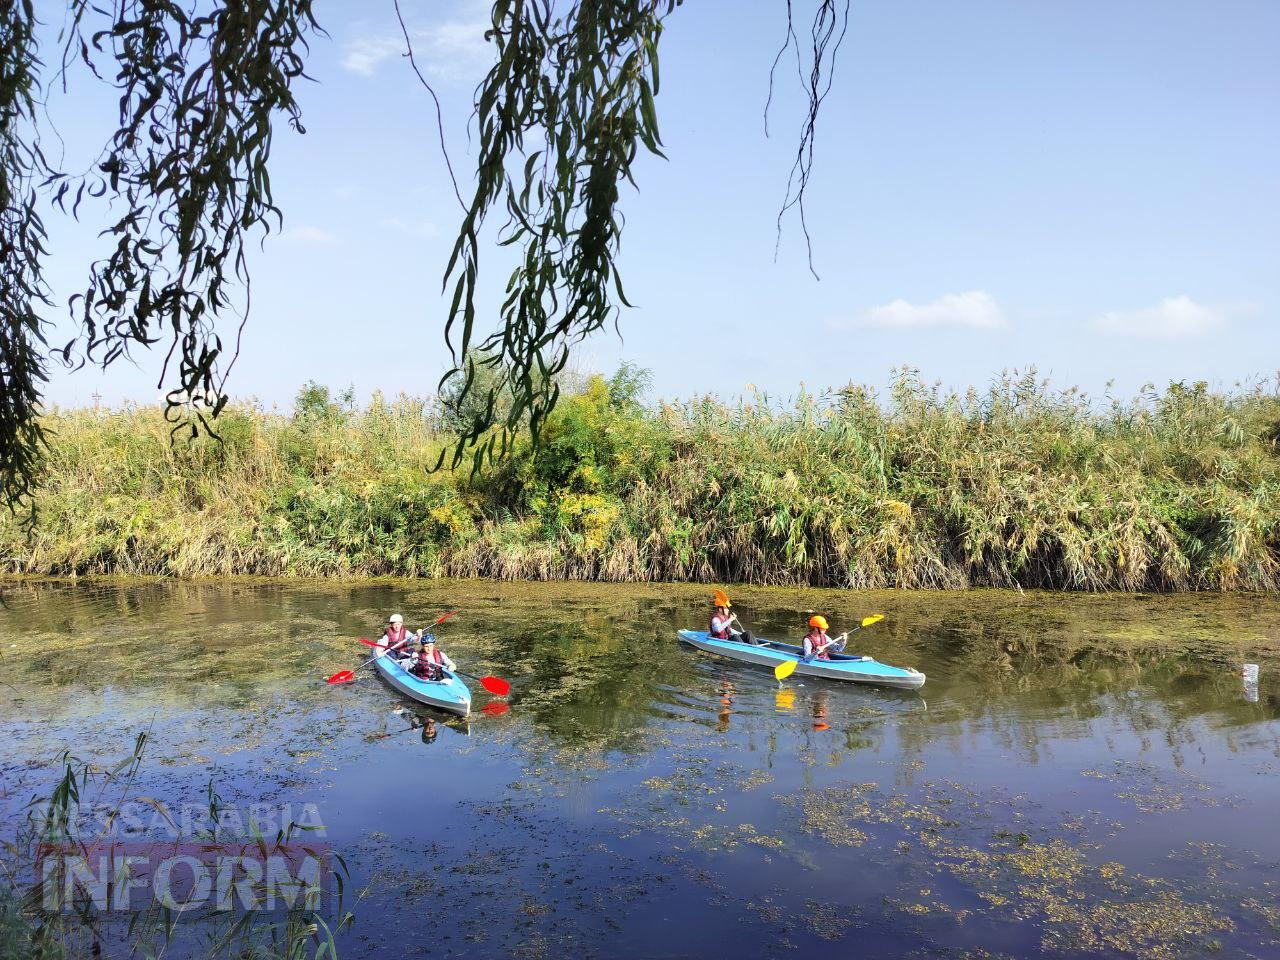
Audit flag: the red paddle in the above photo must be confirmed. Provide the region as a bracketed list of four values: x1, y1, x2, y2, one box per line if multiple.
[325, 611, 460, 685]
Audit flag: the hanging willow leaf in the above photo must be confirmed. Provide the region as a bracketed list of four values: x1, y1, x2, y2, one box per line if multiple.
[0, 0, 846, 511]
[437, 0, 847, 470]
[0, 0, 51, 516]
[434, 0, 680, 473]
[56, 0, 320, 445]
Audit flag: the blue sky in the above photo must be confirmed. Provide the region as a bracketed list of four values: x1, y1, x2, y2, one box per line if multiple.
[35, 0, 1280, 410]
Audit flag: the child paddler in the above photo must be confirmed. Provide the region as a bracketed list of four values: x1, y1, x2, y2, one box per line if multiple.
[410, 633, 457, 681]
[383, 614, 413, 655]
[709, 590, 756, 645]
[801, 615, 842, 661]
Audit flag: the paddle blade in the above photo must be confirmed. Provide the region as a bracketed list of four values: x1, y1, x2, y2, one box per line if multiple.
[326, 670, 356, 684]
[860, 614, 885, 628]
[482, 701, 510, 717]
[775, 659, 797, 681]
[480, 676, 511, 696]
[357, 637, 377, 648]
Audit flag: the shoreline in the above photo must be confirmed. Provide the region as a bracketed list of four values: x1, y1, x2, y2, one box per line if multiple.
[5, 570, 1280, 595]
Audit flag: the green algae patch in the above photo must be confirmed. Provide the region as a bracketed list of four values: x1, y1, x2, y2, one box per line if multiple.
[1080, 759, 1235, 815]
[786, 780, 1238, 960]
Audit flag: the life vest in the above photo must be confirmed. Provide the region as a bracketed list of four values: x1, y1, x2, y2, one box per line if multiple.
[412, 645, 447, 679]
[709, 615, 732, 640]
[384, 625, 410, 650]
[804, 631, 831, 659]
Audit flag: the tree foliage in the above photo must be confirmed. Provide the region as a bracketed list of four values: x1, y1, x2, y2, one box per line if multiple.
[0, 0, 847, 511]
[435, 0, 675, 472]
[0, 0, 51, 514]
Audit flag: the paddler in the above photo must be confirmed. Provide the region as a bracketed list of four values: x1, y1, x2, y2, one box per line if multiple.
[802, 615, 842, 661]
[410, 633, 457, 681]
[383, 614, 413, 655]
[709, 590, 755, 645]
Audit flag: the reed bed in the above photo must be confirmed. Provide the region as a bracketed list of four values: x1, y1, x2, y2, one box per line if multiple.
[3, 370, 1278, 591]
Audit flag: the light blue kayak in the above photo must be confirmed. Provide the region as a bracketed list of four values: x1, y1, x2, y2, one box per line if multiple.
[678, 630, 925, 691]
[372, 650, 472, 716]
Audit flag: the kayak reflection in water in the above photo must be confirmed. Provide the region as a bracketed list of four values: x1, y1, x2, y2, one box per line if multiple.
[396, 708, 440, 745]
[420, 718, 438, 744]
[709, 590, 756, 645]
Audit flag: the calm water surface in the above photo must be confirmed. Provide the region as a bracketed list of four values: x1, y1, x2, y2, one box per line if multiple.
[2, 580, 1279, 959]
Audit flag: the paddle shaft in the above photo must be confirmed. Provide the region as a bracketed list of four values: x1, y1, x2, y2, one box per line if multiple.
[326, 642, 404, 683]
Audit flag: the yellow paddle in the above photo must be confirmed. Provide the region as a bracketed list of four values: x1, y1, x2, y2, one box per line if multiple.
[773, 615, 886, 682]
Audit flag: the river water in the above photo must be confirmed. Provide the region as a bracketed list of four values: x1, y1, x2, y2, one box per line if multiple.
[1, 580, 1278, 959]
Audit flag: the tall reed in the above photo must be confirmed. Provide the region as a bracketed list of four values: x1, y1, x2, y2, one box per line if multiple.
[3, 371, 1277, 591]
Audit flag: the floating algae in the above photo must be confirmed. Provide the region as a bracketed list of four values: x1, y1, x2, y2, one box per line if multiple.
[786, 779, 1239, 960]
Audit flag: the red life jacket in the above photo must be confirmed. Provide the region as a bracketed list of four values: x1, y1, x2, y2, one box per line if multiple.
[804, 631, 831, 659]
[417, 646, 445, 666]
[413, 646, 446, 679]
[384, 625, 409, 650]
[709, 614, 732, 639]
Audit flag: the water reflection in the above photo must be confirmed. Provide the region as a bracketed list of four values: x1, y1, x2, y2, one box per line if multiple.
[810, 689, 830, 731]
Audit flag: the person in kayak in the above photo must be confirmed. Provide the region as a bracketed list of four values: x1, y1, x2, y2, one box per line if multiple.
[709, 590, 756, 644]
[410, 633, 457, 681]
[802, 615, 842, 660]
[383, 614, 413, 654]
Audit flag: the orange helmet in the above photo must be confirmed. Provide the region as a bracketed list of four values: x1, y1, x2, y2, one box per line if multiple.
[712, 589, 731, 609]
[808, 615, 829, 630]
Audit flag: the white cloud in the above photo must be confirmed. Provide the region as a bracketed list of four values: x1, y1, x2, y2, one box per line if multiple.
[342, 3, 491, 82]
[848, 291, 1006, 329]
[342, 36, 404, 76]
[279, 226, 338, 245]
[1094, 295, 1224, 338]
[422, 15, 491, 80]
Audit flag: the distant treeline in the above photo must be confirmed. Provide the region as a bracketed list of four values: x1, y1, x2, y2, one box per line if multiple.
[4, 369, 1279, 590]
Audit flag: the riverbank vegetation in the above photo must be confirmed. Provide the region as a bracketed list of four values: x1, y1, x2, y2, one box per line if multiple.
[3, 369, 1278, 591]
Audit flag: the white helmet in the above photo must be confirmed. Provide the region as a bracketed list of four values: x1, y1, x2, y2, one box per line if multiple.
[388, 614, 403, 624]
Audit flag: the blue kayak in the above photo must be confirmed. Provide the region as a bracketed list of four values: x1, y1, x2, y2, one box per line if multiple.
[678, 630, 926, 690]
[372, 650, 472, 716]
